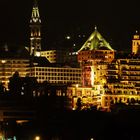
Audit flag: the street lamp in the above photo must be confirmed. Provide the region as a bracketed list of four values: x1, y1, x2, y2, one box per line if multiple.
[75, 84, 79, 96]
[0, 131, 4, 140]
[34, 136, 40, 140]
[1, 60, 6, 88]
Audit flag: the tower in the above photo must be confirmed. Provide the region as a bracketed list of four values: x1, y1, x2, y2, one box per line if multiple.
[78, 26, 114, 87]
[30, 0, 41, 56]
[132, 30, 140, 55]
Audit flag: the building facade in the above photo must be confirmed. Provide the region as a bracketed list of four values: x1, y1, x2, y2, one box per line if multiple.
[0, 58, 30, 89]
[30, 66, 82, 84]
[132, 30, 140, 54]
[67, 27, 140, 111]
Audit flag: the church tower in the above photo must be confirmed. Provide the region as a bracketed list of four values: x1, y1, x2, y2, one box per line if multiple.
[30, 0, 41, 56]
[132, 30, 140, 55]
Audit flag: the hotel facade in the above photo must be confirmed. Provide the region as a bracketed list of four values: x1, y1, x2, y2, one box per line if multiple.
[67, 28, 140, 111]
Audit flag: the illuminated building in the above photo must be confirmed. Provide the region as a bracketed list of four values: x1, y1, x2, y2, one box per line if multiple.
[30, 66, 82, 84]
[40, 49, 68, 64]
[67, 84, 104, 110]
[132, 30, 140, 54]
[30, 0, 41, 56]
[108, 58, 140, 90]
[67, 27, 115, 110]
[40, 50, 57, 63]
[67, 27, 140, 111]
[78, 26, 115, 87]
[0, 53, 30, 90]
[102, 83, 139, 109]
[1, 0, 140, 112]
[29, 0, 69, 64]
[101, 58, 140, 110]
[0, 0, 82, 92]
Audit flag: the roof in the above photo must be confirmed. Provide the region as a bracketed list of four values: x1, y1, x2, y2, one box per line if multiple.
[0, 44, 30, 59]
[30, 0, 41, 24]
[78, 26, 114, 52]
[31, 56, 51, 67]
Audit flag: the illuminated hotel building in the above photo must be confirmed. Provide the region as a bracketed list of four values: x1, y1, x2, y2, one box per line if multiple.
[30, 66, 82, 84]
[67, 28, 140, 111]
[102, 57, 140, 109]
[67, 27, 115, 110]
[78, 26, 114, 87]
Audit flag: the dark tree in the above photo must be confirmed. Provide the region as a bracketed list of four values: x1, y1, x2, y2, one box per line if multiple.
[8, 71, 23, 95]
[130, 98, 136, 105]
[76, 98, 82, 111]
[0, 82, 5, 93]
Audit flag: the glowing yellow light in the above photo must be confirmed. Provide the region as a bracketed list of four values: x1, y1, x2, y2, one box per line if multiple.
[35, 52, 41, 57]
[16, 120, 29, 124]
[0, 133, 4, 140]
[76, 84, 79, 88]
[1, 60, 6, 64]
[102, 79, 106, 84]
[66, 36, 71, 40]
[91, 66, 94, 87]
[35, 136, 40, 140]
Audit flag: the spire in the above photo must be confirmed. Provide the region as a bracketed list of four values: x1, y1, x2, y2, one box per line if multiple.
[29, 0, 42, 56]
[34, 0, 38, 7]
[30, 0, 41, 23]
[78, 26, 113, 52]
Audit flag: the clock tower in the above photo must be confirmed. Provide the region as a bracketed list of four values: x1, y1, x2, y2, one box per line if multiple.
[30, 0, 41, 56]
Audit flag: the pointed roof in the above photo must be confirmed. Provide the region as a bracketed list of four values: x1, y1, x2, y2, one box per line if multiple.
[34, 0, 38, 7]
[78, 26, 113, 52]
[30, 0, 41, 23]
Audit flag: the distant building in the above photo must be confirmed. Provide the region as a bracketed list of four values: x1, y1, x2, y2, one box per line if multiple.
[132, 30, 140, 54]
[0, 58, 30, 89]
[40, 49, 68, 64]
[30, 66, 82, 84]
[40, 50, 57, 63]
[0, 0, 81, 91]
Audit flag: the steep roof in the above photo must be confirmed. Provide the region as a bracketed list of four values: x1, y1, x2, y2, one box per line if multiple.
[78, 26, 113, 52]
[30, 0, 41, 24]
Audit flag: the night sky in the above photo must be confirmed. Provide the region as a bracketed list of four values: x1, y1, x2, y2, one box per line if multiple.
[0, 0, 140, 52]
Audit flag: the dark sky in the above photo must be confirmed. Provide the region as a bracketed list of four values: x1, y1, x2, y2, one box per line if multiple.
[0, 0, 140, 51]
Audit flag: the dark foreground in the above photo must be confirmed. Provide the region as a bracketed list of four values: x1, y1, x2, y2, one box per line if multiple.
[13, 109, 140, 140]
[0, 95, 140, 140]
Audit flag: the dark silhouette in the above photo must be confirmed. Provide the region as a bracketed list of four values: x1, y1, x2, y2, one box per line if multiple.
[0, 82, 6, 93]
[76, 98, 82, 110]
[8, 71, 23, 95]
[22, 74, 38, 96]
